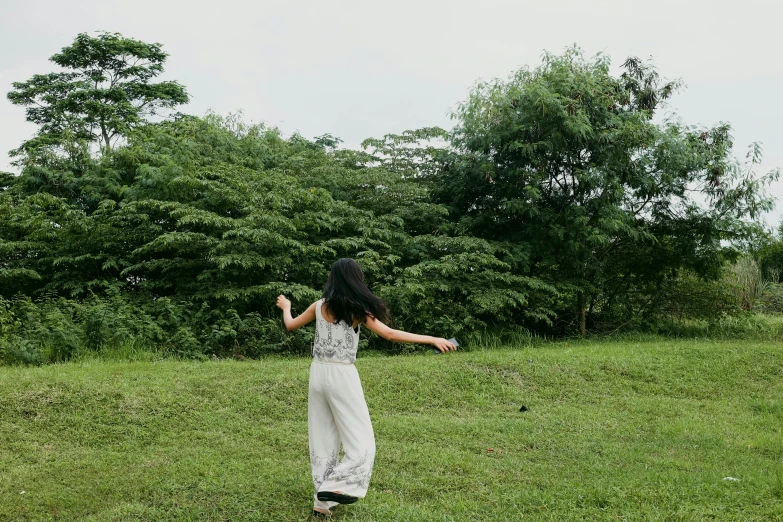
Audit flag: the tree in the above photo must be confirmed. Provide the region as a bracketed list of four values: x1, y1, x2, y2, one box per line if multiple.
[7, 32, 188, 161]
[436, 48, 777, 335]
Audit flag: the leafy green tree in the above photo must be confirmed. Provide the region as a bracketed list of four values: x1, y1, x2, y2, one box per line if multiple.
[0, 172, 13, 191]
[435, 48, 777, 335]
[7, 32, 188, 161]
[1, 111, 559, 355]
[354, 128, 558, 332]
[754, 221, 783, 282]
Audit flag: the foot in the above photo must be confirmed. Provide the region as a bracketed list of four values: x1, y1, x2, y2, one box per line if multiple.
[317, 491, 359, 505]
[312, 507, 332, 518]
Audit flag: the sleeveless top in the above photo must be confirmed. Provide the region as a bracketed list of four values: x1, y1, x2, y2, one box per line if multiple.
[313, 299, 361, 364]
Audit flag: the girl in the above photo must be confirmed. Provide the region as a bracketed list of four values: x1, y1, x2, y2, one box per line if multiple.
[276, 258, 456, 517]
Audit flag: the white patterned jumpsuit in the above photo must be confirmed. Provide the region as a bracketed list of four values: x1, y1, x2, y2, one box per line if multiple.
[309, 299, 376, 512]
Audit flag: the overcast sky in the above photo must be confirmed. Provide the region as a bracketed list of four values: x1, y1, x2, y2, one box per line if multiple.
[1, 0, 781, 226]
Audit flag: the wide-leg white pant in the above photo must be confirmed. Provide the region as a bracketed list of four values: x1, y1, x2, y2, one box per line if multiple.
[309, 360, 376, 511]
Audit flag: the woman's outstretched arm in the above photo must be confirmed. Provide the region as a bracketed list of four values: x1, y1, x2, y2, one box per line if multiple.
[277, 295, 316, 331]
[363, 315, 457, 353]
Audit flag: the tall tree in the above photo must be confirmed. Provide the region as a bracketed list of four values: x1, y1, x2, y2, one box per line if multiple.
[438, 48, 777, 335]
[7, 32, 188, 161]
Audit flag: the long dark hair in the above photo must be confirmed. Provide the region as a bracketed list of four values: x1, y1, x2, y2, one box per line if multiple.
[322, 258, 389, 325]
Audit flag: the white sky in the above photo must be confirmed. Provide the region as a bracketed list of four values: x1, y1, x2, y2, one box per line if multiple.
[1, 0, 781, 227]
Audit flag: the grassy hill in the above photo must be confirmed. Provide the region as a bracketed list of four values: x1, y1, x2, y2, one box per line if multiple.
[1, 339, 781, 521]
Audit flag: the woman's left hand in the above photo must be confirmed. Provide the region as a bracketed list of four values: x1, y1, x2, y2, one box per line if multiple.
[432, 338, 457, 353]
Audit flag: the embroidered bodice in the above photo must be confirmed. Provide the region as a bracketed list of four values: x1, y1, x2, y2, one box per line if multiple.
[312, 299, 361, 363]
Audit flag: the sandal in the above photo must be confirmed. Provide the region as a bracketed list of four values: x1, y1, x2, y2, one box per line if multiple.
[317, 491, 359, 505]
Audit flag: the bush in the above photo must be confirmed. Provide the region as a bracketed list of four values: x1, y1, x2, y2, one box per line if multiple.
[0, 293, 323, 365]
[654, 313, 783, 341]
[756, 282, 783, 314]
[654, 270, 741, 322]
[79, 295, 164, 350]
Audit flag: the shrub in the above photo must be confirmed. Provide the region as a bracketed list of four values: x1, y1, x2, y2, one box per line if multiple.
[756, 283, 783, 314]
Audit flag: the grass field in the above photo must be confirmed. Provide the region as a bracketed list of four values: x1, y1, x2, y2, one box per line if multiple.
[1, 339, 782, 521]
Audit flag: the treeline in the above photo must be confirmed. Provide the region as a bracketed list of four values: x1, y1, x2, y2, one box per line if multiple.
[0, 34, 780, 364]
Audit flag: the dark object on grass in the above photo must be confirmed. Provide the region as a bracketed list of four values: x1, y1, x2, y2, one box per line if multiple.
[317, 491, 359, 505]
[312, 509, 331, 518]
[519, 405, 529, 412]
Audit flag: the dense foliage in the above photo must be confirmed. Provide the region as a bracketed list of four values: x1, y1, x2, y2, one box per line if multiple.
[426, 50, 777, 334]
[1, 36, 779, 364]
[1, 113, 546, 362]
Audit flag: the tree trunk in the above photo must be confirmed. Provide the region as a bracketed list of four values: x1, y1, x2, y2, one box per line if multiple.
[577, 291, 586, 337]
[101, 121, 111, 151]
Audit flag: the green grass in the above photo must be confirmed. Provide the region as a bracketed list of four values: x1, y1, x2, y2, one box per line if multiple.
[1, 339, 782, 521]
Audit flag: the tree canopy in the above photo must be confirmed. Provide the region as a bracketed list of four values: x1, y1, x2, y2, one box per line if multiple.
[424, 48, 777, 334]
[1, 37, 778, 363]
[7, 32, 188, 162]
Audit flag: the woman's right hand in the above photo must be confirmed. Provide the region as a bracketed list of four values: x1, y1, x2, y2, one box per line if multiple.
[432, 338, 457, 353]
[276, 295, 291, 311]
